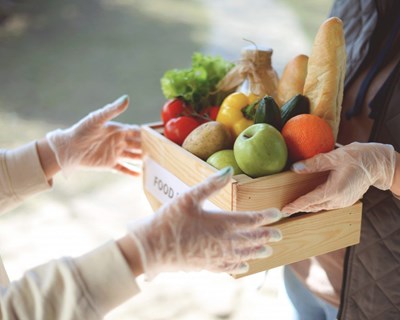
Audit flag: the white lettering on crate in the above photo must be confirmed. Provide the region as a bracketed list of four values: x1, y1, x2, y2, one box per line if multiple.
[144, 157, 220, 211]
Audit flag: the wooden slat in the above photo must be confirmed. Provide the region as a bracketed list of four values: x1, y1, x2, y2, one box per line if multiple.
[233, 202, 362, 278]
[141, 124, 233, 211]
[233, 170, 329, 211]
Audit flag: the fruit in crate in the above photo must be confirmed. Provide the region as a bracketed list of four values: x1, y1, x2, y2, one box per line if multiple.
[182, 121, 232, 160]
[164, 116, 200, 146]
[281, 114, 334, 163]
[216, 92, 260, 140]
[160, 52, 235, 144]
[200, 105, 220, 122]
[206, 149, 243, 175]
[156, 16, 345, 179]
[234, 123, 288, 178]
[161, 98, 192, 125]
[280, 94, 310, 126]
[253, 95, 282, 130]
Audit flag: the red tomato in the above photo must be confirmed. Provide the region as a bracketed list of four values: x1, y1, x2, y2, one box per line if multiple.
[164, 116, 200, 145]
[199, 105, 220, 122]
[207, 106, 220, 121]
[161, 98, 190, 125]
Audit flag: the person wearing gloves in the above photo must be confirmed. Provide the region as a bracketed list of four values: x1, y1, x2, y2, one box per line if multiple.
[279, 1, 400, 319]
[0, 95, 283, 319]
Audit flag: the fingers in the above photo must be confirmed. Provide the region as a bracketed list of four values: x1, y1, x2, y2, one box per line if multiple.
[105, 123, 141, 150]
[210, 208, 282, 228]
[95, 95, 130, 124]
[187, 167, 233, 203]
[125, 135, 141, 151]
[231, 226, 282, 244]
[291, 152, 335, 174]
[114, 163, 141, 177]
[121, 150, 142, 161]
[227, 244, 274, 275]
[281, 184, 330, 215]
[235, 244, 273, 261]
[227, 262, 250, 275]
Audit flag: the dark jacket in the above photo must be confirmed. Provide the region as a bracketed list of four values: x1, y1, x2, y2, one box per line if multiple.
[330, 0, 400, 319]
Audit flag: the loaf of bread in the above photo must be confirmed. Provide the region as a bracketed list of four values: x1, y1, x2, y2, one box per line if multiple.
[277, 54, 309, 106]
[303, 17, 346, 141]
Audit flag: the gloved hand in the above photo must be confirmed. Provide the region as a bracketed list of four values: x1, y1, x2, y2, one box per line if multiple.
[46, 95, 141, 176]
[282, 142, 397, 215]
[128, 167, 283, 279]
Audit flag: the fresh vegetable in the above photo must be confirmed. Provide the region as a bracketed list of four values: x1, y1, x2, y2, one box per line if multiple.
[281, 94, 310, 125]
[182, 121, 232, 160]
[254, 95, 282, 130]
[161, 98, 191, 125]
[160, 52, 234, 113]
[164, 116, 200, 146]
[200, 105, 220, 122]
[216, 92, 260, 140]
[206, 150, 244, 175]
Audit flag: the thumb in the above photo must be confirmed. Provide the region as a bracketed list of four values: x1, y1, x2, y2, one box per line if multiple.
[188, 167, 233, 203]
[291, 153, 333, 174]
[282, 183, 329, 215]
[95, 95, 129, 124]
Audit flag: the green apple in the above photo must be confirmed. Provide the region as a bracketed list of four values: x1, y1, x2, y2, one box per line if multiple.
[206, 150, 244, 175]
[234, 123, 287, 178]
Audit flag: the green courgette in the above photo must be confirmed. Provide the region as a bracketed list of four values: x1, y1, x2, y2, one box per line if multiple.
[281, 94, 310, 125]
[254, 95, 282, 130]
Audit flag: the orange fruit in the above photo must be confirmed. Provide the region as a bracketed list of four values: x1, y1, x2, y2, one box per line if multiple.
[281, 114, 334, 163]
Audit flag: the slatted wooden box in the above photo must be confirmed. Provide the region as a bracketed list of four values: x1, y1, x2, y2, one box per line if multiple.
[141, 122, 362, 278]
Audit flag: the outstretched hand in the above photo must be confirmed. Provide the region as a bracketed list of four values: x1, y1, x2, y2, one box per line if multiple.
[46, 95, 141, 176]
[128, 167, 283, 280]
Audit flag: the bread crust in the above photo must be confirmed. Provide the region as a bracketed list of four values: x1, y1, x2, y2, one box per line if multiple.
[303, 17, 346, 140]
[277, 54, 309, 106]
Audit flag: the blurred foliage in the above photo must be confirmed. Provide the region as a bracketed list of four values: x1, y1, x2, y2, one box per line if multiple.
[281, 0, 333, 40]
[0, 0, 333, 129]
[0, 0, 208, 126]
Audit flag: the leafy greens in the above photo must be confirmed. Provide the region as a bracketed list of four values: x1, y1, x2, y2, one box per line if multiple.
[161, 52, 234, 113]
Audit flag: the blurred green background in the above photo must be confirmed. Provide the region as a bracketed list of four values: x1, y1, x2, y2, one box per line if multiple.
[0, 0, 332, 134]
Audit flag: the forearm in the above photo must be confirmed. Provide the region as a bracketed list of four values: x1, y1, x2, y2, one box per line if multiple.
[35, 138, 144, 277]
[0, 142, 51, 214]
[390, 152, 400, 197]
[36, 138, 61, 181]
[116, 235, 144, 277]
[0, 242, 140, 318]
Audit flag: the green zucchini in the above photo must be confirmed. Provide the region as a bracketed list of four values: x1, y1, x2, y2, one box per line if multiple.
[281, 94, 310, 125]
[254, 95, 282, 130]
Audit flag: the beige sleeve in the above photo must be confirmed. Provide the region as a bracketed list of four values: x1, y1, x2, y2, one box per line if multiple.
[0, 142, 51, 214]
[0, 241, 141, 319]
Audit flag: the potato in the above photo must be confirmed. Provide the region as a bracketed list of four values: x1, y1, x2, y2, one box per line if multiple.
[182, 121, 232, 160]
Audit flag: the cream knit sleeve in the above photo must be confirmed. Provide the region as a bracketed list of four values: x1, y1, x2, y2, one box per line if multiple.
[0, 141, 51, 214]
[0, 241, 141, 319]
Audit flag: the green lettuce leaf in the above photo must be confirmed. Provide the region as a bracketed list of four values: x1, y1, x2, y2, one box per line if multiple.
[161, 52, 234, 113]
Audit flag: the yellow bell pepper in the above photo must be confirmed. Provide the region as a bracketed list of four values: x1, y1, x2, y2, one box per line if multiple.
[216, 92, 260, 140]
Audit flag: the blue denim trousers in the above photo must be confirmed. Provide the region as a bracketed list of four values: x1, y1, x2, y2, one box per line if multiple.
[283, 265, 339, 320]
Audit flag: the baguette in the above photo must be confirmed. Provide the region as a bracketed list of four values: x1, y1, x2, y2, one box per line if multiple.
[277, 54, 309, 106]
[303, 17, 346, 141]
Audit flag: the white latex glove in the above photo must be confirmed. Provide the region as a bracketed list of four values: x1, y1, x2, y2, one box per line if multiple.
[282, 142, 397, 215]
[129, 167, 283, 279]
[46, 95, 141, 176]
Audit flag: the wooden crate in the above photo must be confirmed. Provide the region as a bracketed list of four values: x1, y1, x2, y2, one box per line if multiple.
[141, 123, 362, 278]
